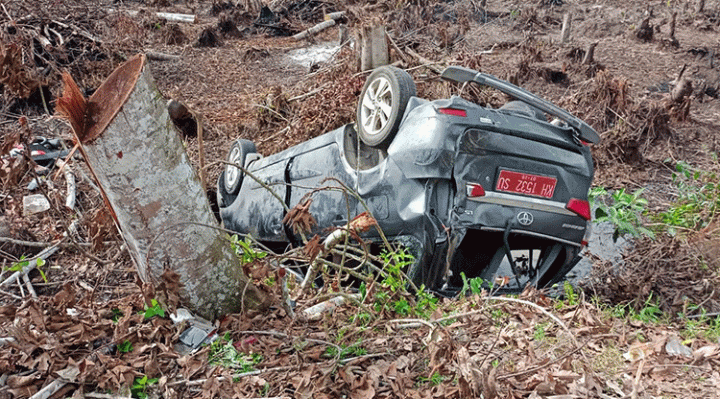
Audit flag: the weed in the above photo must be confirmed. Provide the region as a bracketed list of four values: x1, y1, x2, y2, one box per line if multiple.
[208, 333, 263, 371]
[459, 272, 485, 297]
[142, 298, 165, 320]
[491, 308, 508, 321]
[417, 371, 445, 386]
[491, 359, 500, 368]
[5, 255, 47, 282]
[414, 286, 439, 317]
[393, 298, 410, 315]
[631, 293, 665, 324]
[323, 339, 366, 360]
[352, 312, 372, 326]
[229, 235, 268, 265]
[131, 375, 158, 399]
[111, 308, 123, 323]
[379, 248, 413, 293]
[118, 340, 133, 353]
[563, 281, 578, 306]
[533, 323, 547, 341]
[657, 160, 720, 236]
[589, 187, 654, 240]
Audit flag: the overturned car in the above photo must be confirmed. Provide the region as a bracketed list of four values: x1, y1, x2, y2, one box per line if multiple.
[217, 65, 600, 294]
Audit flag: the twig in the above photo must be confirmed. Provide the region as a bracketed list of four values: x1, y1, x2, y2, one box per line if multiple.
[84, 393, 130, 399]
[0, 237, 52, 247]
[16, 275, 24, 297]
[0, 289, 21, 300]
[405, 47, 443, 74]
[386, 318, 434, 329]
[22, 273, 36, 298]
[497, 339, 589, 380]
[484, 296, 577, 346]
[236, 330, 343, 364]
[252, 104, 289, 123]
[385, 31, 410, 64]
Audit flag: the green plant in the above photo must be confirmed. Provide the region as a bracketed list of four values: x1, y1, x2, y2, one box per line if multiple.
[379, 248, 414, 293]
[459, 272, 485, 297]
[630, 294, 664, 324]
[111, 308, 124, 323]
[323, 339, 366, 360]
[5, 255, 47, 282]
[118, 340, 133, 353]
[589, 187, 654, 240]
[533, 323, 547, 341]
[131, 375, 158, 399]
[418, 371, 445, 386]
[393, 298, 410, 315]
[414, 286, 438, 318]
[563, 281, 578, 306]
[657, 160, 720, 236]
[229, 235, 268, 265]
[208, 333, 263, 371]
[143, 298, 165, 320]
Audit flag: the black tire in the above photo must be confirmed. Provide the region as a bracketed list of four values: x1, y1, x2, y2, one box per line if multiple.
[220, 139, 256, 203]
[356, 66, 416, 147]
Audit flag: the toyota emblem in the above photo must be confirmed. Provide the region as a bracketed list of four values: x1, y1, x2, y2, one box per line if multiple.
[517, 211, 534, 226]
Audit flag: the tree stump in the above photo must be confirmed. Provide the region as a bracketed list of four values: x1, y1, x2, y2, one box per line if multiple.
[360, 24, 389, 71]
[57, 54, 270, 320]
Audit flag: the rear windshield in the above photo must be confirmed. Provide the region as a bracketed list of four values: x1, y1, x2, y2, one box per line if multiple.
[459, 129, 588, 171]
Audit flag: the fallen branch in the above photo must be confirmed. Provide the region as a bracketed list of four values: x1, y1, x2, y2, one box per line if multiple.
[146, 51, 180, 62]
[297, 213, 376, 294]
[303, 293, 361, 321]
[292, 19, 336, 41]
[405, 47, 443, 74]
[21, 273, 36, 298]
[107, 9, 197, 23]
[0, 237, 52, 247]
[325, 11, 346, 21]
[385, 31, 410, 64]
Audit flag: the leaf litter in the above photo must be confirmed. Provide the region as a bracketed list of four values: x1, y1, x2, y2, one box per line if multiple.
[2, 0, 720, 397]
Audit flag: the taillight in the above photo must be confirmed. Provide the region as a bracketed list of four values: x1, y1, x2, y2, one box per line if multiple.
[566, 198, 591, 220]
[466, 183, 485, 197]
[438, 108, 467, 117]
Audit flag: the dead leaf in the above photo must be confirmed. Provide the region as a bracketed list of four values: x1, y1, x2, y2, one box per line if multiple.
[283, 198, 317, 235]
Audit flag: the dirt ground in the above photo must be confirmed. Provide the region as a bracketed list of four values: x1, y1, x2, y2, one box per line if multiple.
[1, 0, 720, 397]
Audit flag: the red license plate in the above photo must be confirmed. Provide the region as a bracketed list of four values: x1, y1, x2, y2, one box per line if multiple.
[496, 170, 557, 199]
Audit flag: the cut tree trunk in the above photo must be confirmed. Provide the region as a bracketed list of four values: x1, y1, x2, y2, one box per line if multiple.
[56, 54, 270, 320]
[360, 24, 389, 70]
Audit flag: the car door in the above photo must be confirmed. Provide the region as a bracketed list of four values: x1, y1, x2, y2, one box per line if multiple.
[287, 140, 358, 239]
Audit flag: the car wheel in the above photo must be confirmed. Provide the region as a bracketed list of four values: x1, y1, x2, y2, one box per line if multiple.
[220, 139, 257, 202]
[356, 66, 416, 147]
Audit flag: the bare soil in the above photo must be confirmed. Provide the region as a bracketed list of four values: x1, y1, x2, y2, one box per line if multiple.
[1, 0, 720, 398]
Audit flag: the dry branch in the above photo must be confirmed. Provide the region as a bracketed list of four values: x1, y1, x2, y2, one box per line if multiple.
[107, 9, 197, 23]
[146, 51, 180, 61]
[405, 47, 443, 74]
[292, 19, 336, 41]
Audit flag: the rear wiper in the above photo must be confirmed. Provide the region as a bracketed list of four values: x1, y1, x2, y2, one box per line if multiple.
[441, 66, 601, 144]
